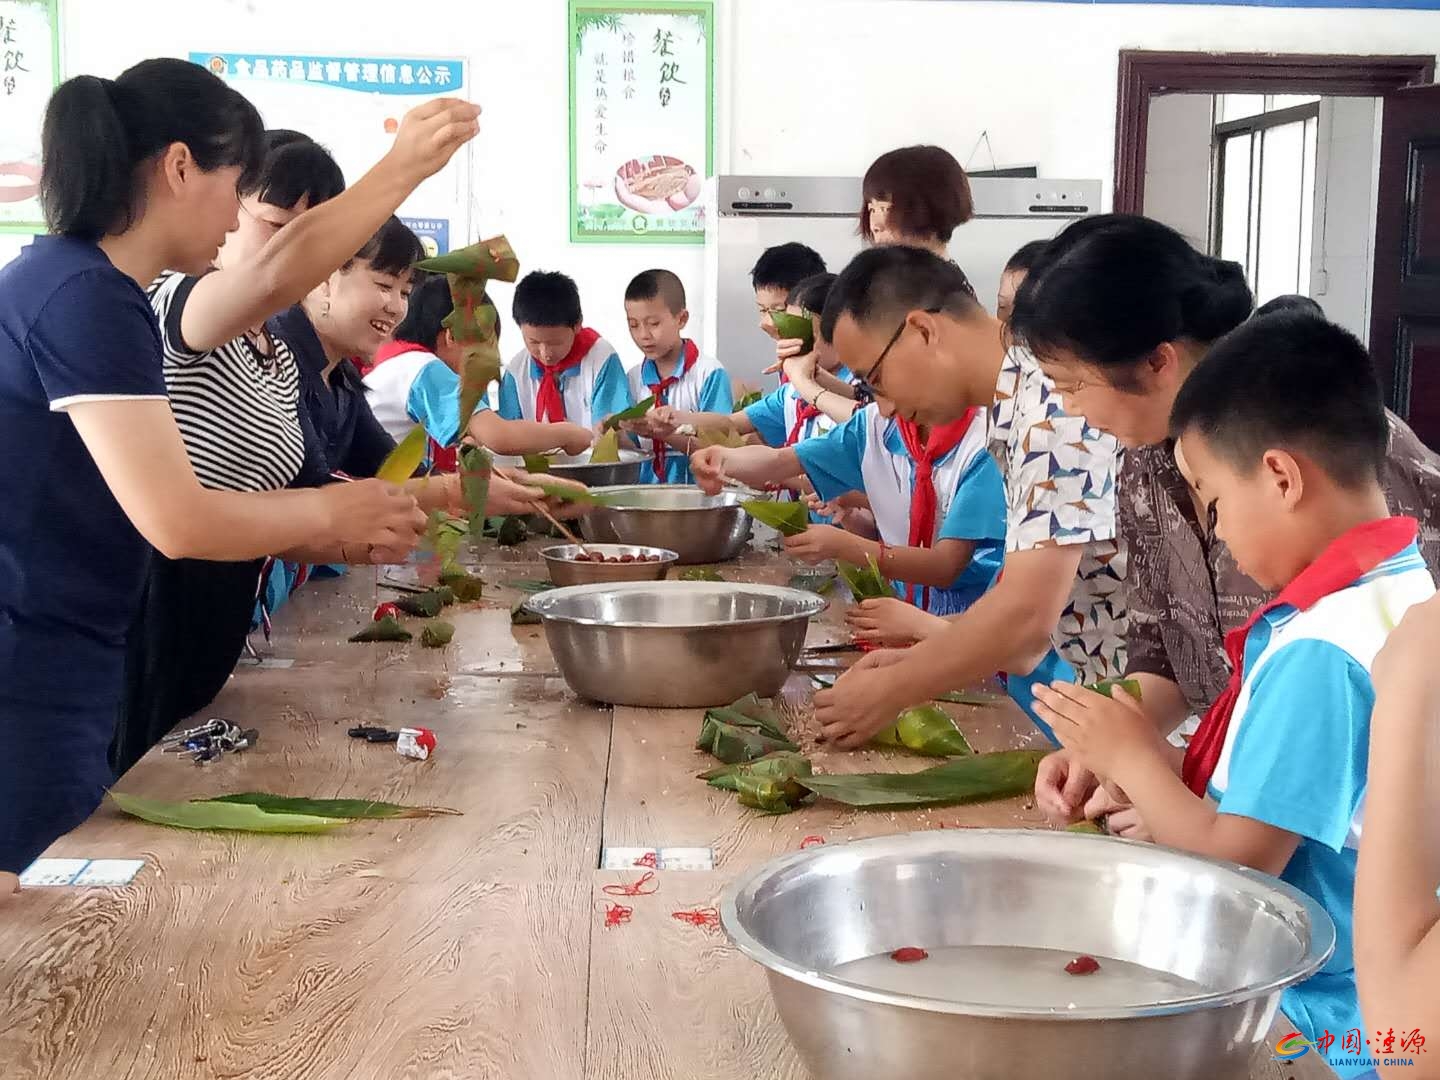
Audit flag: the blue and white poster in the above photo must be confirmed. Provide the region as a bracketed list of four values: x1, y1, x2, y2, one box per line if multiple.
[400, 216, 450, 259]
[191, 51, 472, 242]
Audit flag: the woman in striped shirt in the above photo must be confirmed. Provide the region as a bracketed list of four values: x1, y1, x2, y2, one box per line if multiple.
[115, 107, 480, 772]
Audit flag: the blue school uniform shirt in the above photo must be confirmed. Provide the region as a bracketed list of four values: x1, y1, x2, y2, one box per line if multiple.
[1206, 542, 1434, 1080]
[744, 366, 854, 522]
[0, 237, 169, 708]
[496, 330, 631, 429]
[628, 347, 732, 484]
[362, 344, 488, 467]
[792, 404, 1005, 617]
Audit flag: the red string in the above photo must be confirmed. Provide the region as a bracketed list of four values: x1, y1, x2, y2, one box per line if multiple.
[633, 851, 659, 869]
[602, 871, 658, 897]
[604, 903, 633, 928]
[800, 835, 826, 849]
[671, 908, 721, 929]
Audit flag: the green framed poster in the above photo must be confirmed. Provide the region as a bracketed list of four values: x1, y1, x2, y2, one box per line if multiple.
[569, 0, 714, 244]
[0, 0, 60, 233]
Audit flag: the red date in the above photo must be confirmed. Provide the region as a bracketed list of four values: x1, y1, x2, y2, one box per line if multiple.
[890, 947, 929, 963]
[1065, 955, 1101, 975]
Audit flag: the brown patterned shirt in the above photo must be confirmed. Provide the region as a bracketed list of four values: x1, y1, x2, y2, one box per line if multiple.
[1120, 414, 1440, 713]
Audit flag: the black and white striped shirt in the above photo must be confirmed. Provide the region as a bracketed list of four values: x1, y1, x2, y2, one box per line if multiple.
[148, 271, 307, 493]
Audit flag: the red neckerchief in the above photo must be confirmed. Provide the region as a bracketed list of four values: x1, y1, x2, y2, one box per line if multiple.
[785, 395, 825, 446]
[894, 410, 977, 609]
[1181, 515, 1419, 796]
[534, 327, 600, 423]
[646, 340, 699, 477]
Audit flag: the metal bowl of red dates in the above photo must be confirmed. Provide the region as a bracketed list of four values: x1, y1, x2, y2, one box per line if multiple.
[541, 543, 679, 586]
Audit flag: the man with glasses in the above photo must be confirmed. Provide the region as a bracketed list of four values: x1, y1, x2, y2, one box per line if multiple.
[809, 244, 1127, 747]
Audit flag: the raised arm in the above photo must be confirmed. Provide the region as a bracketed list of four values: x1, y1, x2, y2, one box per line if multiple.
[177, 99, 481, 353]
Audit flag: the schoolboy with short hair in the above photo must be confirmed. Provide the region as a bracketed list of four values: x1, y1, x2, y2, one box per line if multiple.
[622, 269, 731, 484]
[751, 242, 827, 339]
[1032, 313, 1437, 1078]
[498, 269, 631, 430]
[364, 274, 593, 465]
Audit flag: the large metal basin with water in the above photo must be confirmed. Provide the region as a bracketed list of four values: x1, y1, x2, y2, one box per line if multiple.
[579, 485, 752, 564]
[722, 830, 1335, 1080]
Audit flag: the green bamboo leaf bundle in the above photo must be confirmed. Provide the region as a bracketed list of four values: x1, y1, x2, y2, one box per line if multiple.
[837, 555, 891, 600]
[699, 751, 812, 790]
[433, 586, 457, 607]
[789, 570, 837, 594]
[735, 386, 763, 410]
[602, 396, 655, 432]
[743, 499, 809, 537]
[415, 237, 520, 280]
[208, 793, 461, 818]
[376, 423, 429, 485]
[426, 511, 467, 577]
[420, 621, 455, 648]
[459, 445, 493, 549]
[695, 718, 798, 765]
[770, 310, 815, 352]
[349, 615, 412, 643]
[439, 569, 486, 603]
[706, 693, 792, 742]
[680, 566, 724, 582]
[395, 591, 445, 618]
[590, 428, 622, 463]
[798, 750, 1046, 809]
[1085, 678, 1143, 701]
[870, 705, 973, 757]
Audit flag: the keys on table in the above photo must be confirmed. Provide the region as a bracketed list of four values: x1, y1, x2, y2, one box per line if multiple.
[161, 718, 260, 764]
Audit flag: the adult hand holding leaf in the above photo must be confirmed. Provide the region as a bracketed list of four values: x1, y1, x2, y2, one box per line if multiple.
[743, 499, 808, 537]
[320, 479, 427, 558]
[870, 705, 973, 756]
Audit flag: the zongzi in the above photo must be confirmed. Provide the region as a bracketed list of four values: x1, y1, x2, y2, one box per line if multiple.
[349, 614, 412, 643]
[742, 499, 809, 537]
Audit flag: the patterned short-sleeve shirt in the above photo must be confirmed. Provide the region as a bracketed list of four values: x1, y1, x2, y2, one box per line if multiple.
[988, 348, 1128, 682]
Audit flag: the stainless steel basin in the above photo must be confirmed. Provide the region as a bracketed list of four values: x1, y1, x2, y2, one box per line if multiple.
[523, 581, 827, 707]
[495, 448, 646, 488]
[722, 830, 1335, 1080]
[579, 485, 751, 564]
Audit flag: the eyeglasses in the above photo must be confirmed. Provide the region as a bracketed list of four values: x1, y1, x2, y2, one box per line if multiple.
[851, 307, 939, 402]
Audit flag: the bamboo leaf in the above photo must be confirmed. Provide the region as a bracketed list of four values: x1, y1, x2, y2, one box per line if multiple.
[602, 396, 655, 432]
[700, 752, 811, 791]
[870, 705, 973, 757]
[770, 310, 815, 352]
[434, 586, 457, 607]
[695, 718, 798, 764]
[459, 445, 493, 548]
[1066, 821, 1105, 834]
[705, 693, 791, 742]
[698, 428, 747, 449]
[529, 481, 621, 506]
[523, 453, 554, 473]
[736, 773, 809, 815]
[208, 793, 462, 819]
[680, 566, 724, 582]
[415, 236, 520, 281]
[838, 555, 892, 600]
[458, 335, 502, 430]
[1085, 678, 1143, 702]
[590, 428, 622, 463]
[110, 791, 349, 834]
[735, 385, 763, 410]
[507, 579, 556, 594]
[439, 569, 486, 603]
[934, 689, 1006, 707]
[376, 423, 428, 485]
[789, 570, 837, 595]
[420, 620, 455, 648]
[349, 615, 412, 643]
[799, 750, 1046, 809]
[742, 499, 809, 537]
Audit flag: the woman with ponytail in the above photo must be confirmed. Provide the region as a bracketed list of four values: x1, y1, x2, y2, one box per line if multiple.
[0, 59, 477, 887]
[1012, 215, 1440, 838]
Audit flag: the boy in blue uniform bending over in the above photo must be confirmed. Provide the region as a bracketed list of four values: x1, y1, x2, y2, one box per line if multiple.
[1033, 313, 1436, 1078]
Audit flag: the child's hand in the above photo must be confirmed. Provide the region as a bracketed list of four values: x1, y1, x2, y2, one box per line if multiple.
[559, 424, 594, 456]
[762, 337, 808, 375]
[1082, 785, 1153, 841]
[690, 446, 730, 495]
[782, 349, 819, 386]
[1034, 748, 1098, 825]
[845, 596, 944, 646]
[1372, 591, 1440, 705]
[1030, 681, 1167, 781]
[645, 405, 681, 440]
[783, 524, 859, 564]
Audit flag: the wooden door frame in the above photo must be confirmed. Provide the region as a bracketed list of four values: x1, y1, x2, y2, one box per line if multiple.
[1114, 50, 1435, 215]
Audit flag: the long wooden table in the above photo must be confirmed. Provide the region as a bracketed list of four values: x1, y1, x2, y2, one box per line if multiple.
[0, 539, 1334, 1079]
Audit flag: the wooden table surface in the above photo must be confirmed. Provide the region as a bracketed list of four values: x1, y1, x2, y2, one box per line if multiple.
[0, 538, 1335, 1080]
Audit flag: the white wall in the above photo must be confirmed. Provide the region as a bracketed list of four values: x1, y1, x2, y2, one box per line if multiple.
[1143, 93, 1214, 249]
[22, 0, 1440, 358]
[1311, 96, 1382, 341]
